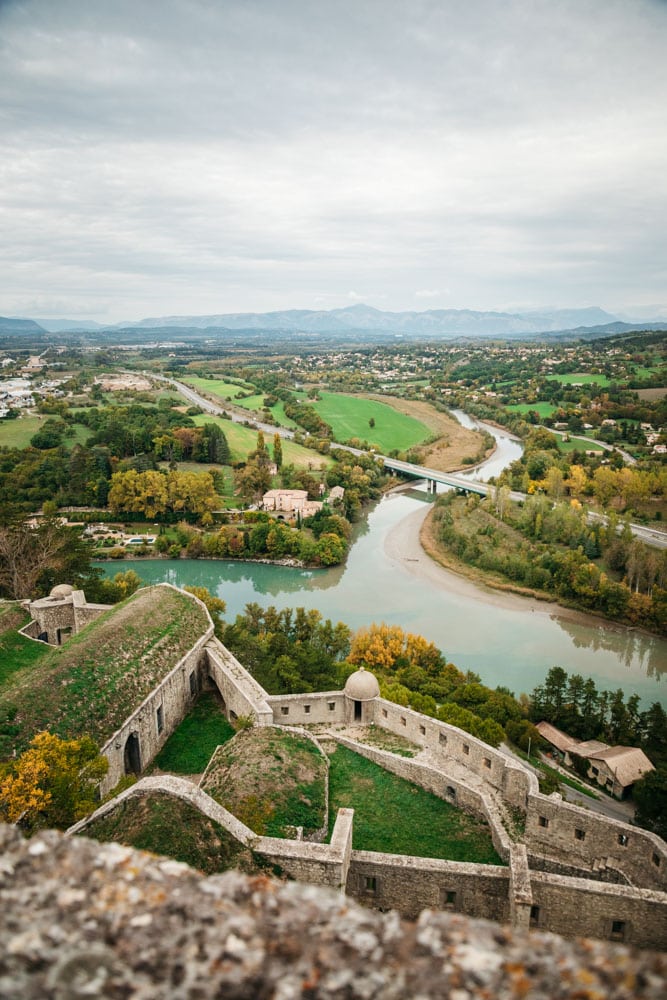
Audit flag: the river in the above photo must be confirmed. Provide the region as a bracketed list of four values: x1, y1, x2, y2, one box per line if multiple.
[100, 416, 666, 707]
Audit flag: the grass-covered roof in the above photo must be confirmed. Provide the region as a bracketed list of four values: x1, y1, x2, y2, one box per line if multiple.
[0, 585, 210, 757]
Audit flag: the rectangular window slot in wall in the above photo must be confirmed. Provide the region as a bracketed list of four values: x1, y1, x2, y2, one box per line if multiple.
[652, 853, 661, 867]
[610, 920, 625, 941]
[328, 702, 335, 711]
[538, 816, 549, 828]
[529, 905, 540, 927]
[439, 732, 447, 745]
[574, 829, 585, 841]
[304, 705, 311, 714]
[419, 725, 426, 735]
[281, 706, 289, 716]
[189, 671, 196, 697]
[156, 705, 164, 734]
[446, 786, 456, 798]
[365, 876, 377, 892]
[442, 890, 456, 909]
[483, 757, 491, 769]
[618, 833, 628, 846]
[462, 744, 469, 755]
[400, 717, 406, 727]
[382, 709, 388, 718]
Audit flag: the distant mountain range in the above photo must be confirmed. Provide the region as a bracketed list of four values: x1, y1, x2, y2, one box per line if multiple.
[2, 305, 666, 339]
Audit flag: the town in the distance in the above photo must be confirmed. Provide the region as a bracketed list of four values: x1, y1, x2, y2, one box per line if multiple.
[0, 308, 665, 949]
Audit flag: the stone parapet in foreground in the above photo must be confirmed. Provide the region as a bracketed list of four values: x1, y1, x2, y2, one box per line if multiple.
[0, 824, 665, 999]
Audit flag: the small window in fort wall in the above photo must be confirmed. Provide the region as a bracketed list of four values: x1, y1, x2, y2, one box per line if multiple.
[538, 815, 549, 828]
[442, 890, 457, 909]
[653, 853, 661, 867]
[618, 833, 628, 846]
[419, 724, 426, 735]
[328, 702, 335, 711]
[156, 705, 164, 735]
[400, 716, 406, 727]
[365, 876, 377, 892]
[382, 708, 388, 718]
[189, 672, 196, 697]
[529, 905, 540, 928]
[446, 786, 456, 799]
[591, 766, 599, 776]
[439, 732, 447, 745]
[281, 706, 289, 716]
[483, 757, 491, 769]
[610, 920, 626, 942]
[304, 705, 311, 714]
[574, 828, 585, 841]
[462, 744, 469, 755]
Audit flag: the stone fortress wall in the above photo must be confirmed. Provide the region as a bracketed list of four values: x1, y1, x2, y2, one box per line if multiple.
[21, 585, 667, 950]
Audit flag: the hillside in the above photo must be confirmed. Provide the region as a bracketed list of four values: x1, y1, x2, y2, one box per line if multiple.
[0, 586, 210, 757]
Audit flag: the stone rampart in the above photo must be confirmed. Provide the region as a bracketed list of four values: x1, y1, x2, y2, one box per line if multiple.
[529, 871, 667, 951]
[204, 636, 273, 724]
[256, 809, 353, 890]
[267, 691, 347, 725]
[347, 851, 511, 922]
[374, 697, 537, 809]
[525, 791, 667, 891]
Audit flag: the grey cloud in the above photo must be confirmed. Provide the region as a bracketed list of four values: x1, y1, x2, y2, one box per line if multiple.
[1, 0, 666, 321]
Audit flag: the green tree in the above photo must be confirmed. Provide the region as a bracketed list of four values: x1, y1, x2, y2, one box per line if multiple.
[273, 433, 283, 470]
[634, 767, 667, 841]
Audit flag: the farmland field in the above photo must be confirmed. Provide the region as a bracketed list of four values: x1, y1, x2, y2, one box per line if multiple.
[505, 402, 560, 418]
[545, 373, 611, 386]
[183, 378, 298, 428]
[312, 391, 430, 451]
[556, 436, 604, 453]
[0, 416, 90, 449]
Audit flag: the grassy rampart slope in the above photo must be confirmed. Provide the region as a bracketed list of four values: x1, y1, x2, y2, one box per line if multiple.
[0, 586, 210, 757]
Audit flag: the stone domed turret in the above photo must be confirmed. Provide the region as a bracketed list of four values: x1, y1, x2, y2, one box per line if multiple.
[49, 583, 74, 600]
[344, 667, 380, 702]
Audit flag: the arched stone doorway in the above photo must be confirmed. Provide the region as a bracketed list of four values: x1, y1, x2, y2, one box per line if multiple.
[124, 732, 142, 775]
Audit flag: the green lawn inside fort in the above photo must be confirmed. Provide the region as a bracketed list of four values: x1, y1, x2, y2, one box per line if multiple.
[327, 746, 503, 864]
[152, 692, 236, 774]
[311, 391, 431, 451]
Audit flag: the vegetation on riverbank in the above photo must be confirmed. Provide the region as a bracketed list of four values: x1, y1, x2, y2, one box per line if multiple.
[428, 491, 666, 635]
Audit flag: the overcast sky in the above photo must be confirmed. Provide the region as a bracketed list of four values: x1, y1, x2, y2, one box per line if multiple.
[1, 0, 667, 323]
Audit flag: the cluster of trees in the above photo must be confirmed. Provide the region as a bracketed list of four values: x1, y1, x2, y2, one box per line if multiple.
[326, 450, 385, 520]
[222, 604, 351, 693]
[108, 469, 218, 520]
[0, 732, 108, 832]
[434, 492, 666, 633]
[182, 515, 349, 566]
[0, 517, 93, 600]
[152, 422, 230, 465]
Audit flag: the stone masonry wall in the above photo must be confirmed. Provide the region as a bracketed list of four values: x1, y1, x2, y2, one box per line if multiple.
[205, 636, 273, 724]
[347, 852, 511, 922]
[529, 872, 667, 951]
[266, 691, 347, 726]
[525, 791, 667, 892]
[99, 620, 214, 796]
[374, 698, 536, 809]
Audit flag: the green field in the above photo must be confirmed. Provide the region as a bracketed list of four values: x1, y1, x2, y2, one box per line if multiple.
[545, 373, 611, 386]
[183, 377, 255, 400]
[152, 692, 235, 773]
[505, 402, 560, 418]
[0, 416, 89, 449]
[328, 746, 502, 863]
[191, 414, 331, 469]
[312, 392, 430, 450]
[556, 436, 604, 454]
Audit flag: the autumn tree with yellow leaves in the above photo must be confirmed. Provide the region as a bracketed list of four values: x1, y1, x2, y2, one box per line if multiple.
[0, 732, 108, 832]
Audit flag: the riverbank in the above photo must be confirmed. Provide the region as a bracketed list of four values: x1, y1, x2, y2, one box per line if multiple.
[384, 501, 642, 634]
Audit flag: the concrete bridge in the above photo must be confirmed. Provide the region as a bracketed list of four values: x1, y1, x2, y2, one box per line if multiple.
[382, 456, 525, 502]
